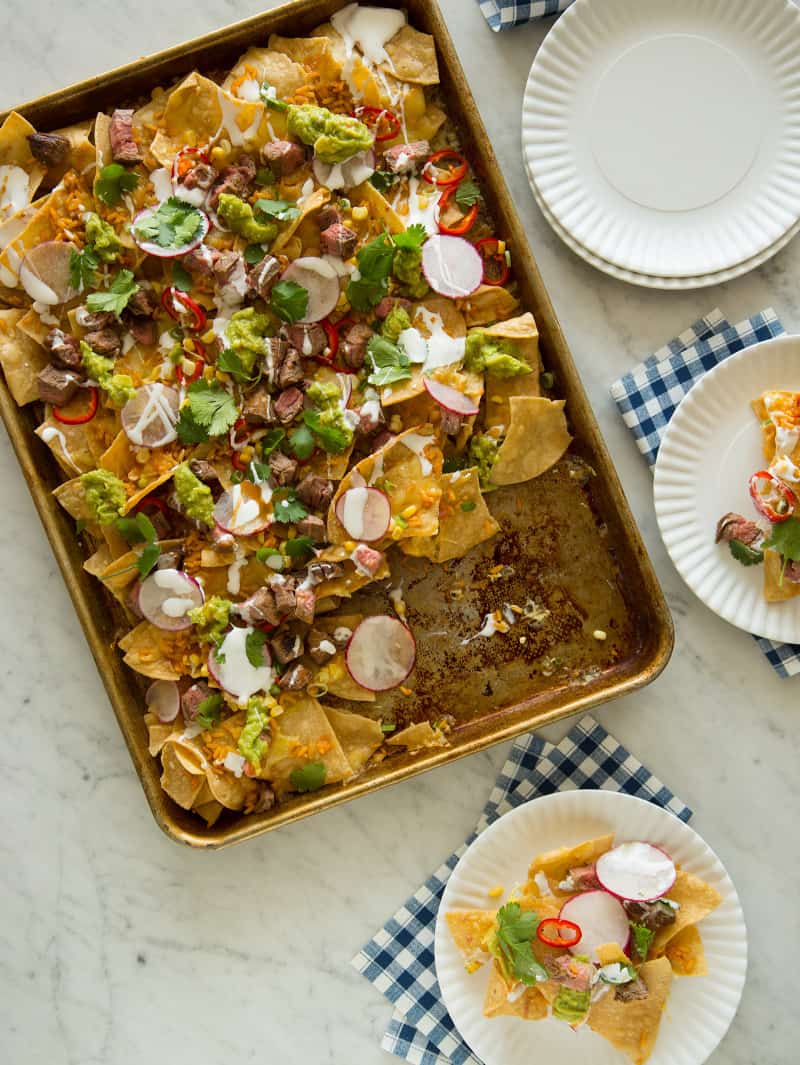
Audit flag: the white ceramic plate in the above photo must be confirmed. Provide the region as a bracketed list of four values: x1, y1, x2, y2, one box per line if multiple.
[434, 791, 746, 1065]
[522, 0, 800, 278]
[654, 335, 800, 642]
[522, 154, 800, 290]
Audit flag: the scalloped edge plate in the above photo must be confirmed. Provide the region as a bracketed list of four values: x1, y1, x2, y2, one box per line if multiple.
[435, 791, 746, 1065]
[654, 335, 800, 641]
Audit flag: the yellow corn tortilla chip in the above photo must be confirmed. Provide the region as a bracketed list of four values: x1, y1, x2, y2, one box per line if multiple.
[458, 284, 520, 328]
[663, 923, 707, 976]
[99, 538, 182, 594]
[400, 468, 500, 562]
[445, 909, 495, 968]
[271, 186, 330, 253]
[160, 741, 207, 809]
[316, 651, 376, 702]
[83, 544, 112, 578]
[763, 547, 800, 601]
[0, 308, 49, 404]
[145, 712, 175, 757]
[752, 390, 800, 465]
[118, 620, 183, 681]
[53, 476, 91, 520]
[313, 546, 391, 599]
[0, 112, 45, 218]
[195, 800, 225, 826]
[204, 764, 257, 811]
[528, 833, 614, 892]
[480, 313, 542, 430]
[587, 957, 672, 1065]
[491, 397, 571, 486]
[597, 942, 632, 967]
[268, 34, 342, 83]
[482, 959, 549, 1020]
[45, 121, 96, 187]
[264, 692, 353, 794]
[323, 706, 383, 772]
[651, 870, 722, 955]
[386, 720, 448, 752]
[99, 429, 136, 479]
[382, 25, 439, 85]
[350, 180, 406, 233]
[223, 47, 307, 100]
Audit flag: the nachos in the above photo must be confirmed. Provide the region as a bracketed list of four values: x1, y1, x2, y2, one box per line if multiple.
[0, 4, 571, 824]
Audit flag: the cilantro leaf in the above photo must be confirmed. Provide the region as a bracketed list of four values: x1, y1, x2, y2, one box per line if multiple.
[217, 347, 258, 384]
[289, 761, 327, 792]
[133, 197, 204, 250]
[137, 542, 161, 578]
[271, 489, 308, 524]
[631, 923, 655, 963]
[260, 428, 286, 457]
[85, 269, 140, 318]
[288, 423, 315, 459]
[490, 903, 548, 986]
[176, 379, 238, 443]
[283, 535, 314, 560]
[175, 407, 210, 444]
[270, 279, 309, 324]
[255, 546, 284, 569]
[116, 512, 156, 545]
[455, 179, 482, 210]
[255, 197, 300, 222]
[347, 233, 395, 311]
[244, 243, 266, 265]
[172, 260, 193, 292]
[443, 455, 469, 473]
[303, 408, 351, 453]
[393, 223, 427, 251]
[366, 334, 412, 388]
[69, 246, 99, 292]
[96, 163, 140, 207]
[245, 629, 269, 668]
[460, 500, 477, 512]
[729, 539, 764, 566]
[244, 460, 271, 483]
[255, 166, 276, 187]
[763, 516, 800, 562]
[370, 170, 396, 193]
[195, 693, 223, 731]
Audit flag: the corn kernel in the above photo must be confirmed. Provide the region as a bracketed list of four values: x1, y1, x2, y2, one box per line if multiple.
[417, 194, 429, 209]
[240, 446, 254, 462]
[593, 629, 607, 641]
[351, 204, 368, 221]
[201, 329, 216, 344]
[399, 686, 413, 696]
[496, 240, 506, 255]
[465, 961, 481, 974]
[343, 540, 356, 552]
[401, 504, 418, 519]
[488, 884, 504, 899]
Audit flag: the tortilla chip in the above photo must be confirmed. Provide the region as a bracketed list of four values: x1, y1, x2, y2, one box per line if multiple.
[382, 25, 439, 85]
[478, 313, 542, 430]
[145, 711, 175, 756]
[400, 468, 499, 563]
[34, 416, 95, 475]
[651, 870, 722, 955]
[316, 651, 376, 702]
[83, 544, 112, 578]
[118, 620, 183, 681]
[597, 942, 633, 967]
[587, 957, 672, 1065]
[528, 833, 614, 892]
[124, 467, 178, 515]
[45, 121, 96, 187]
[483, 960, 548, 1020]
[323, 706, 383, 772]
[271, 186, 330, 253]
[445, 909, 495, 967]
[763, 548, 800, 601]
[160, 741, 207, 809]
[458, 284, 520, 328]
[204, 764, 256, 811]
[663, 924, 707, 976]
[268, 34, 342, 83]
[99, 430, 136, 479]
[264, 692, 352, 794]
[350, 180, 406, 233]
[0, 181, 82, 285]
[386, 720, 448, 752]
[0, 112, 45, 219]
[195, 800, 224, 826]
[491, 397, 571, 486]
[53, 476, 91, 521]
[223, 47, 307, 100]
[0, 308, 49, 404]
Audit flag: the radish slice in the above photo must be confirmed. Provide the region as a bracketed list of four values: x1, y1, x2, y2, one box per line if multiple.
[213, 482, 272, 537]
[146, 679, 180, 723]
[345, 616, 416, 691]
[121, 383, 180, 448]
[208, 626, 273, 702]
[423, 376, 480, 416]
[132, 205, 209, 258]
[19, 240, 77, 304]
[559, 891, 630, 963]
[335, 486, 391, 541]
[595, 842, 676, 902]
[281, 257, 340, 322]
[313, 148, 375, 190]
[138, 568, 203, 631]
[421, 234, 483, 299]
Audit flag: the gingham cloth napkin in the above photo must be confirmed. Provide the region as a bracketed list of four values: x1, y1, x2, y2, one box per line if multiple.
[352, 714, 691, 1065]
[609, 306, 800, 678]
[477, 0, 573, 31]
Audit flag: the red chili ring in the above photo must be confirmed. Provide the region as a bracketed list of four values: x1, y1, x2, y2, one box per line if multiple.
[161, 286, 208, 332]
[133, 495, 168, 515]
[437, 184, 479, 237]
[536, 918, 582, 949]
[421, 149, 468, 187]
[175, 338, 207, 385]
[231, 450, 249, 472]
[53, 386, 99, 425]
[474, 237, 511, 287]
[351, 105, 401, 143]
[232, 417, 251, 446]
[171, 146, 211, 183]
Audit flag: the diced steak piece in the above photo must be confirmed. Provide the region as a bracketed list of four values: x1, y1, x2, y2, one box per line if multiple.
[242, 384, 276, 426]
[271, 576, 298, 616]
[277, 661, 312, 690]
[37, 364, 80, 406]
[208, 155, 257, 209]
[45, 329, 82, 371]
[307, 560, 344, 585]
[83, 328, 121, 357]
[371, 429, 395, 450]
[439, 408, 463, 437]
[341, 322, 372, 370]
[715, 512, 763, 546]
[262, 337, 289, 387]
[358, 406, 383, 436]
[210, 524, 235, 549]
[181, 162, 217, 190]
[109, 109, 142, 164]
[213, 249, 246, 289]
[374, 295, 412, 320]
[296, 473, 334, 511]
[294, 586, 316, 624]
[296, 514, 326, 542]
[317, 204, 343, 231]
[351, 543, 383, 576]
[274, 348, 304, 390]
[308, 628, 337, 664]
[249, 781, 276, 813]
[156, 548, 184, 571]
[126, 284, 158, 317]
[383, 140, 430, 174]
[274, 386, 305, 425]
[188, 459, 219, 483]
[269, 449, 298, 486]
[320, 222, 358, 259]
[624, 899, 677, 932]
[77, 310, 118, 333]
[261, 139, 306, 177]
[181, 245, 219, 277]
[546, 955, 595, 992]
[248, 254, 282, 301]
[785, 559, 800, 583]
[181, 681, 212, 721]
[270, 631, 304, 665]
[127, 318, 157, 347]
[565, 864, 600, 892]
[283, 322, 327, 358]
[27, 131, 70, 167]
[236, 587, 281, 626]
[615, 979, 648, 1003]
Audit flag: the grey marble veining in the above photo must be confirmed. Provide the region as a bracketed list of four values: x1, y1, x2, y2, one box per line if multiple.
[1, 3, 797, 1063]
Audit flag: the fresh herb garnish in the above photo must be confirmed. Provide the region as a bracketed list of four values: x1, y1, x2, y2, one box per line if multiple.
[490, 903, 548, 986]
[288, 423, 316, 459]
[370, 170, 396, 193]
[245, 629, 269, 668]
[134, 196, 204, 249]
[172, 260, 193, 292]
[455, 179, 481, 210]
[763, 516, 800, 582]
[270, 279, 309, 324]
[271, 489, 308, 524]
[195, 693, 223, 730]
[96, 163, 140, 206]
[255, 197, 300, 222]
[244, 243, 266, 265]
[217, 347, 258, 384]
[115, 512, 160, 577]
[366, 334, 412, 388]
[460, 500, 477, 512]
[380, 722, 396, 733]
[442, 455, 469, 473]
[283, 535, 314, 560]
[392, 223, 427, 251]
[85, 268, 140, 318]
[289, 761, 327, 792]
[69, 246, 100, 292]
[729, 539, 764, 566]
[244, 460, 271, 483]
[631, 923, 655, 962]
[303, 408, 351, 453]
[347, 233, 395, 311]
[255, 166, 275, 186]
[260, 428, 286, 457]
[176, 379, 238, 443]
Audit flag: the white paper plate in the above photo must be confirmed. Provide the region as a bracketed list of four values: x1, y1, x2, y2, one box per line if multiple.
[435, 791, 746, 1065]
[522, 154, 800, 290]
[654, 335, 800, 642]
[522, 0, 800, 278]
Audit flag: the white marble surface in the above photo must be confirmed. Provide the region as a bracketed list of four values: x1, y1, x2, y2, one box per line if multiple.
[0, 4, 797, 1064]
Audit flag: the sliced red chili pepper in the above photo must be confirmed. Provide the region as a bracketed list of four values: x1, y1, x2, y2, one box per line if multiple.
[53, 386, 99, 425]
[175, 338, 207, 385]
[474, 237, 511, 286]
[748, 469, 796, 523]
[161, 286, 208, 332]
[352, 106, 401, 143]
[133, 495, 167, 516]
[437, 183, 479, 236]
[232, 417, 251, 446]
[536, 918, 582, 949]
[421, 149, 468, 187]
[317, 318, 340, 364]
[231, 450, 249, 472]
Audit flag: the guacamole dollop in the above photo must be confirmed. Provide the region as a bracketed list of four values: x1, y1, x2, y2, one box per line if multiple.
[238, 694, 273, 768]
[287, 104, 373, 164]
[381, 305, 412, 342]
[226, 307, 272, 373]
[552, 987, 591, 1025]
[81, 468, 127, 526]
[84, 212, 121, 263]
[188, 595, 232, 646]
[80, 341, 136, 406]
[306, 379, 355, 451]
[463, 333, 532, 378]
[173, 462, 214, 527]
[468, 433, 500, 491]
[216, 193, 278, 244]
[393, 246, 429, 299]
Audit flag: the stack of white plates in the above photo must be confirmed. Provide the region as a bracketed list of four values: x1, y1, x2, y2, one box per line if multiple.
[521, 0, 800, 289]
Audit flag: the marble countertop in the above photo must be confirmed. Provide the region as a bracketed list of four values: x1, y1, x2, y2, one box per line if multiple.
[1, 3, 797, 1063]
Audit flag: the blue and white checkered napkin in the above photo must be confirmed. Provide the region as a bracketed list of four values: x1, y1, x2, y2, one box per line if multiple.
[477, 0, 573, 31]
[352, 714, 691, 1065]
[610, 306, 800, 679]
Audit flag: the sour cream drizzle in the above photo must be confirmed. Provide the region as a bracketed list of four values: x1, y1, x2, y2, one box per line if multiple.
[39, 425, 78, 472]
[213, 626, 274, 703]
[400, 431, 433, 475]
